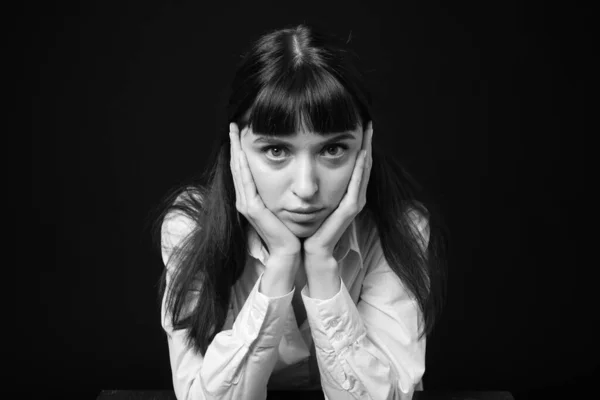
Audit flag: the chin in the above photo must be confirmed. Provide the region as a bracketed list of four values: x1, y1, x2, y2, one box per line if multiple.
[288, 226, 316, 238]
[294, 230, 313, 239]
[285, 221, 322, 238]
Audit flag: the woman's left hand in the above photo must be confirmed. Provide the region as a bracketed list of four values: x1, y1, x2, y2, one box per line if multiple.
[302, 121, 373, 262]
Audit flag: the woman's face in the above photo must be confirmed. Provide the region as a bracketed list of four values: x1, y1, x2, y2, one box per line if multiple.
[240, 124, 364, 238]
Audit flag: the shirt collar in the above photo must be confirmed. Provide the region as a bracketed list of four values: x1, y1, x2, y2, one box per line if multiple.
[246, 217, 362, 267]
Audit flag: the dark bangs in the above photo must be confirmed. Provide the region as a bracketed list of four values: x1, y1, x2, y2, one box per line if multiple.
[242, 64, 367, 137]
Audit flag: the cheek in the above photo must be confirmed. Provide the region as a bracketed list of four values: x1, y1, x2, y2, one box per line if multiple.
[325, 165, 354, 199]
[246, 158, 280, 206]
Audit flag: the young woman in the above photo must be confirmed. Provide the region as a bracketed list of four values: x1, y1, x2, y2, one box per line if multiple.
[153, 23, 448, 400]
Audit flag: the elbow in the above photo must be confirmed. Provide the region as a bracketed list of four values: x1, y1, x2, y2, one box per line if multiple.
[396, 374, 423, 400]
[172, 376, 213, 400]
[396, 358, 425, 398]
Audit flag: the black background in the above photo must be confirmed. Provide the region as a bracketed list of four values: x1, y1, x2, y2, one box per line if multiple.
[23, 0, 592, 399]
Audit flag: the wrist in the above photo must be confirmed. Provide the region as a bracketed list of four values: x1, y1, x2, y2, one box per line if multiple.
[304, 258, 341, 300]
[261, 254, 302, 297]
[267, 252, 302, 271]
[304, 255, 338, 274]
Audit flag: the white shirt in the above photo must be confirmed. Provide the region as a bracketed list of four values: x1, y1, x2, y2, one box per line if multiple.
[160, 199, 430, 400]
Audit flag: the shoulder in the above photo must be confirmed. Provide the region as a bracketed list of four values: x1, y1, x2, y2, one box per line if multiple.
[162, 188, 203, 236]
[406, 202, 428, 229]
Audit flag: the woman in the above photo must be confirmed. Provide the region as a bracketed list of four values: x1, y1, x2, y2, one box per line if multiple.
[153, 23, 448, 400]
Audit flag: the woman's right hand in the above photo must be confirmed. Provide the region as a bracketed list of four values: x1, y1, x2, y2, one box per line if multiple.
[229, 122, 302, 260]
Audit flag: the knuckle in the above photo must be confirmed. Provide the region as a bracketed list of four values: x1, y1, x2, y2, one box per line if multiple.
[236, 201, 246, 213]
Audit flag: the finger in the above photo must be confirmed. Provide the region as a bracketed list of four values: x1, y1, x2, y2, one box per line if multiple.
[235, 129, 248, 207]
[363, 121, 373, 166]
[345, 150, 368, 211]
[368, 121, 373, 160]
[360, 151, 371, 205]
[360, 123, 373, 204]
[229, 125, 247, 207]
[230, 122, 240, 137]
[236, 130, 259, 208]
[361, 120, 372, 151]
[364, 121, 373, 153]
[229, 131, 242, 207]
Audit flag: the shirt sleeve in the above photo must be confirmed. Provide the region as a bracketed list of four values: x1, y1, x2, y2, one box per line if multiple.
[300, 211, 430, 400]
[160, 210, 295, 400]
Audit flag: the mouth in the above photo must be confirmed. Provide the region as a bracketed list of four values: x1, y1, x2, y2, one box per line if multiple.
[286, 209, 323, 223]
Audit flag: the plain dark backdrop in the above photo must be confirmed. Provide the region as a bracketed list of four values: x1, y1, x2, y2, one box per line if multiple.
[22, 1, 592, 399]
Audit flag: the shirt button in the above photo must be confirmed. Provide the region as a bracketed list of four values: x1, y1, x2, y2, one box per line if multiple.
[342, 375, 355, 390]
[347, 376, 355, 390]
[250, 308, 260, 320]
[334, 332, 344, 342]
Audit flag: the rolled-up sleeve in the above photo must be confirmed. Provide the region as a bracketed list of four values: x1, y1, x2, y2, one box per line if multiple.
[301, 212, 430, 400]
[160, 211, 295, 400]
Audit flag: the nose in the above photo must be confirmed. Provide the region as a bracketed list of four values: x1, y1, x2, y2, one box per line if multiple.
[291, 157, 318, 199]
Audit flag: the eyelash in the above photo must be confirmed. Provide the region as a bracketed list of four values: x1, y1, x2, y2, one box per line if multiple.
[260, 143, 349, 160]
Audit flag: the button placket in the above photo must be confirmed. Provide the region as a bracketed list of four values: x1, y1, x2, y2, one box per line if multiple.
[337, 369, 346, 384]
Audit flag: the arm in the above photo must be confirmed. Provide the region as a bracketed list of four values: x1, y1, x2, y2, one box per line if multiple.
[160, 211, 296, 400]
[301, 212, 430, 400]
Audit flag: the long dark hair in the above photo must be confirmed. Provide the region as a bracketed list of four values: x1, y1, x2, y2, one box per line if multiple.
[151, 23, 448, 357]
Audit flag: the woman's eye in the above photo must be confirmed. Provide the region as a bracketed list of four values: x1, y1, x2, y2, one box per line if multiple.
[324, 144, 346, 156]
[263, 146, 287, 158]
[261, 144, 348, 160]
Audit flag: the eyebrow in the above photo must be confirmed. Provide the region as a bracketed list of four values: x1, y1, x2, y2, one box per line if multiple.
[252, 133, 357, 145]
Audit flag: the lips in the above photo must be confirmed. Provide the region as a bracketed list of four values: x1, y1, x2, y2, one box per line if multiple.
[287, 209, 323, 223]
[289, 209, 322, 214]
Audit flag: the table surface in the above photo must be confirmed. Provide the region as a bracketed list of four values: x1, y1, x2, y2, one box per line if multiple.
[97, 390, 515, 400]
